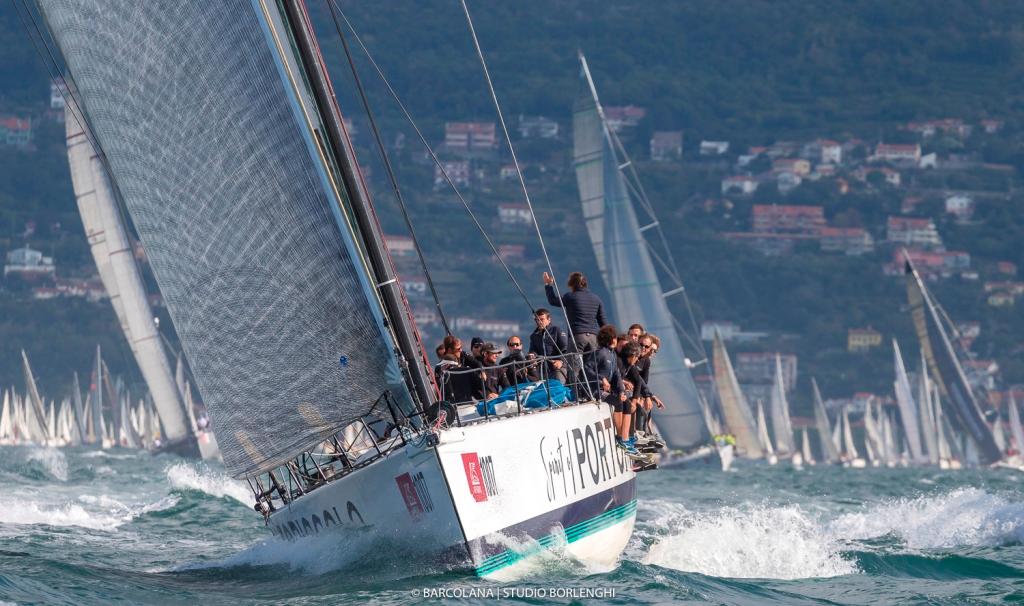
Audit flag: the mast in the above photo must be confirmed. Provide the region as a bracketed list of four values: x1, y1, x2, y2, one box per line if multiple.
[768, 354, 795, 455]
[279, 0, 434, 410]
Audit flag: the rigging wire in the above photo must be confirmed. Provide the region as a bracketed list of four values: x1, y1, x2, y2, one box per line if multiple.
[324, 0, 451, 336]
[456, 0, 580, 348]
[459, 0, 595, 400]
[327, 0, 536, 314]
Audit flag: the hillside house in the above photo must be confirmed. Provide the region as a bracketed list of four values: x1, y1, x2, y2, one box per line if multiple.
[400, 275, 428, 298]
[997, 261, 1017, 276]
[980, 119, 1004, 134]
[700, 140, 730, 156]
[517, 115, 559, 139]
[721, 175, 758, 195]
[433, 160, 470, 189]
[445, 122, 496, 151]
[773, 158, 811, 176]
[3, 247, 54, 278]
[385, 235, 416, 258]
[0, 117, 31, 147]
[776, 172, 803, 193]
[945, 194, 974, 220]
[886, 217, 942, 248]
[819, 227, 874, 255]
[874, 143, 921, 164]
[498, 203, 533, 225]
[604, 106, 646, 132]
[650, 131, 683, 161]
[988, 292, 1015, 307]
[819, 140, 842, 164]
[848, 328, 882, 352]
[752, 205, 825, 235]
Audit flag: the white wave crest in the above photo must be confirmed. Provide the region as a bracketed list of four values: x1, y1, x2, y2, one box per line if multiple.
[829, 487, 1024, 549]
[27, 448, 68, 481]
[641, 500, 857, 580]
[0, 494, 178, 531]
[165, 462, 251, 505]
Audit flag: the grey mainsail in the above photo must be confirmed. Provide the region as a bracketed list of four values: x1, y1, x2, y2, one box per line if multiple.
[40, 1, 416, 476]
[573, 54, 708, 449]
[905, 255, 1000, 465]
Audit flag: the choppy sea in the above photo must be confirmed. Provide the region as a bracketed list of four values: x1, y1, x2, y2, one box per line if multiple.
[1, 446, 1023, 604]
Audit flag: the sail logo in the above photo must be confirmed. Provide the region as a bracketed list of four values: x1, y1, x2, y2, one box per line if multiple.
[462, 452, 488, 502]
[540, 417, 627, 502]
[396, 471, 434, 519]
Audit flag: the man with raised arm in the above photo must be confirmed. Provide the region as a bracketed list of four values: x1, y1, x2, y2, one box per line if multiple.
[542, 271, 606, 388]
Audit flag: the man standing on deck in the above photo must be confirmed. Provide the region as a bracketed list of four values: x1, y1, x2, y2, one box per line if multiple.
[542, 271, 606, 389]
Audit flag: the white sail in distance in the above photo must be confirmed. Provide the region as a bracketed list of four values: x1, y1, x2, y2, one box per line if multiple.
[65, 106, 192, 444]
[892, 340, 924, 462]
[572, 54, 708, 450]
[812, 378, 840, 464]
[712, 331, 763, 458]
[768, 354, 795, 455]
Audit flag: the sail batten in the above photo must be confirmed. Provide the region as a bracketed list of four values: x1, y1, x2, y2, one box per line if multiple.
[40, 0, 414, 477]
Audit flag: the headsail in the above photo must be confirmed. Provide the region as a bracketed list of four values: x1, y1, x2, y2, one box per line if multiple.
[40, 1, 416, 476]
[572, 53, 708, 450]
[905, 254, 1000, 464]
[1009, 394, 1024, 459]
[712, 331, 763, 458]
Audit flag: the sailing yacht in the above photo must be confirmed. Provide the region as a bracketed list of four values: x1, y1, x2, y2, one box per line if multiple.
[841, 406, 866, 468]
[712, 331, 766, 463]
[41, 0, 637, 578]
[572, 54, 714, 466]
[905, 253, 1001, 466]
[756, 400, 779, 466]
[768, 354, 797, 465]
[812, 378, 841, 465]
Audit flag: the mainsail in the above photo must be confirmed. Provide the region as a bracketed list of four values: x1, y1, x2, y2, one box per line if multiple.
[892, 339, 924, 462]
[40, 1, 420, 476]
[811, 378, 840, 463]
[905, 255, 1001, 464]
[768, 354, 795, 455]
[712, 332, 762, 457]
[66, 105, 191, 443]
[572, 54, 708, 450]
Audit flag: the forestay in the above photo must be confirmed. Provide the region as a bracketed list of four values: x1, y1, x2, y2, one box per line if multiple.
[40, 1, 413, 477]
[572, 56, 708, 450]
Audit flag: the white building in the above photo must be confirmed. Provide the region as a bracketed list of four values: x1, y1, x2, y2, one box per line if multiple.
[700, 140, 730, 156]
[945, 194, 974, 220]
[4, 247, 55, 277]
[721, 175, 758, 195]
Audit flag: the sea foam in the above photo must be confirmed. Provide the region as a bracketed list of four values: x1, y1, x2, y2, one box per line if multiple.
[829, 487, 1024, 549]
[165, 462, 251, 505]
[640, 500, 857, 580]
[26, 448, 68, 482]
[0, 494, 178, 531]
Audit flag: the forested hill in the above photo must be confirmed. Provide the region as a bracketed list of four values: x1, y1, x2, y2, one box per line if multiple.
[0, 1, 1023, 408]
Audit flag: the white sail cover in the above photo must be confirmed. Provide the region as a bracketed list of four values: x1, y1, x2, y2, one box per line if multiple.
[40, 1, 413, 477]
[712, 332, 763, 458]
[572, 56, 707, 449]
[66, 106, 191, 443]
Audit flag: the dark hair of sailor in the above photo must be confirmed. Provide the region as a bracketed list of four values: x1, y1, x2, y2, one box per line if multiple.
[567, 271, 587, 291]
[598, 324, 618, 347]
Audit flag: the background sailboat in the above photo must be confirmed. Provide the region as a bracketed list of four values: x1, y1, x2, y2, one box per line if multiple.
[573, 53, 710, 455]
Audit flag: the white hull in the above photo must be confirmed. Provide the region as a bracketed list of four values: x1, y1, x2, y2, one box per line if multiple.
[267, 402, 636, 578]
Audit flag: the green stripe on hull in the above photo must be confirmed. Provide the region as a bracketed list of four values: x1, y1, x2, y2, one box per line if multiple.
[474, 500, 638, 576]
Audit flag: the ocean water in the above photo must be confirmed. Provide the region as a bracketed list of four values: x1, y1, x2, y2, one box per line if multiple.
[1, 447, 1023, 604]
